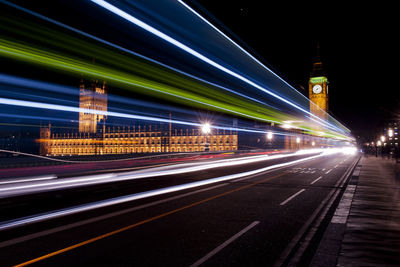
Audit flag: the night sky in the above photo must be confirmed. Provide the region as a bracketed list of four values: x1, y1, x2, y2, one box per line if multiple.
[186, 1, 398, 141]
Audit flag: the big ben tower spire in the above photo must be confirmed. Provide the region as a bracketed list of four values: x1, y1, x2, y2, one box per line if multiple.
[309, 42, 329, 120]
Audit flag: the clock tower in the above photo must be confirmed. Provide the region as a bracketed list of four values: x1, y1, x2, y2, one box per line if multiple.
[309, 44, 329, 120]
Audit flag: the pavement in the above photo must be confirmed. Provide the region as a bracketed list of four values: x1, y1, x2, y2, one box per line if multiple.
[312, 155, 400, 267]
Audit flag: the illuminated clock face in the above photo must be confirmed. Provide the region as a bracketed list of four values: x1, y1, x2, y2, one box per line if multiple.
[312, 84, 322, 94]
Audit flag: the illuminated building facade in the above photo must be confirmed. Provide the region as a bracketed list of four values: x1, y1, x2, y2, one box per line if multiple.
[39, 80, 237, 156]
[381, 122, 399, 147]
[308, 44, 329, 120]
[79, 80, 107, 133]
[285, 44, 329, 150]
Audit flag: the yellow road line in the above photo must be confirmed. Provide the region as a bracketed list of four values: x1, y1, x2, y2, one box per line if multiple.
[14, 171, 287, 267]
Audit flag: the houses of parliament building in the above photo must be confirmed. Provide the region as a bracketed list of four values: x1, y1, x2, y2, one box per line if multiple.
[39, 80, 237, 156]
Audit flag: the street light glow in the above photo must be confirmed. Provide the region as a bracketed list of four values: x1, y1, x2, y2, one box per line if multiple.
[381, 135, 385, 142]
[201, 123, 211, 134]
[267, 131, 273, 140]
[281, 124, 292, 129]
[388, 129, 393, 137]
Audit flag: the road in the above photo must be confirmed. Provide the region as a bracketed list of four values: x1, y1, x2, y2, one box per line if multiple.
[0, 150, 359, 266]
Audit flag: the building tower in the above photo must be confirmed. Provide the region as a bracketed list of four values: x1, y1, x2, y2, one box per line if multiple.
[309, 43, 329, 120]
[39, 123, 51, 156]
[79, 79, 108, 133]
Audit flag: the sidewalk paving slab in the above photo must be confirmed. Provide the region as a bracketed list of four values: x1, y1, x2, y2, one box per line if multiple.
[312, 156, 400, 267]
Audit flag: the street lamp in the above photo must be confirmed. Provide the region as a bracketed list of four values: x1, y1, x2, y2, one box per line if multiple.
[267, 131, 273, 140]
[377, 140, 382, 146]
[201, 123, 211, 134]
[389, 129, 393, 137]
[202, 123, 211, 152]
[381, 135, 386, 142]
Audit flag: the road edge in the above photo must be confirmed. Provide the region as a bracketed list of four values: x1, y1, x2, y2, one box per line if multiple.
[309, 155, 362, 267]
[274, 154, 361, 267]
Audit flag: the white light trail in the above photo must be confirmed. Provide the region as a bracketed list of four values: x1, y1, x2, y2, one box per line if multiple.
[178, 1, 311, 101]
[0, 2, 280, 113]
[0, 97, 198, 128]
[0, 97, 313, 137]
[0, 175, 56, 185]
[1, 0, 351, 137]
[90, 0, 348, 135]
[0, 151, 329, 231]
[0, 149, 325, 198]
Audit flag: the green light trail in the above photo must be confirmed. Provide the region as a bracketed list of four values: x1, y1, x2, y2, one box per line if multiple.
[0, 13, 351, 140]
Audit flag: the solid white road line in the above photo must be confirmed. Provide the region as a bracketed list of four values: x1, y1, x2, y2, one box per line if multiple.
[280, 189, 306, 206]
[334, 164, 339, 168]
[310, 176, 323, 185]
[190, 221, 260, 267]
[325, 169, 332, 174]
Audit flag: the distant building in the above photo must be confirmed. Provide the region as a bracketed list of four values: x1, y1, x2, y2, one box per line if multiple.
[285, 44, 329, 150]
[0, 134, 20, 153]
[308, 42, 329, 119]
[383, 121, 399, 147]
[0, 131, 36, 155]
[78, 80, 107, 133]
[39, 80, 237, 156]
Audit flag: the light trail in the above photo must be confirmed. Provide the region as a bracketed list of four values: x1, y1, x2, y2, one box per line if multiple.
[0, 0, 287, 123]
[0, 175, 56, 185]
[179, 0, 348, 134]
[0, 40, 289, 128]
[90, 0, 348, 135]
[0, 96, 339, 140]
[0, 2, 279, 113]
[0, 97, 201, 128]
[178, 1, 314, 105]
[0, 72, 278, 116]
[0, 74, 345, 141]
[0, 74, 280, 134]
[0, 0, 353, 141]
[0, 42, 350, 139]
[0, 147, 354, 198]
[0, 151, 333, 231]
[0, 149, 325, 198]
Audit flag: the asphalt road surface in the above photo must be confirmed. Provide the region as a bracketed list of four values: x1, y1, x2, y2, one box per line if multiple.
[0, 151, 359, 266]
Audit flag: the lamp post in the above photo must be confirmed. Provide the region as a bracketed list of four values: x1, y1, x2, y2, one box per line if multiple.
[377, 140, 382, 157]
[201, 123, 211, 135]
[388, 129, 394, 158]
[266, 131, 273, 150]
[202, 123, 211, 152]
[380, 135, 386, 158]
[267, 131, 273, 140]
